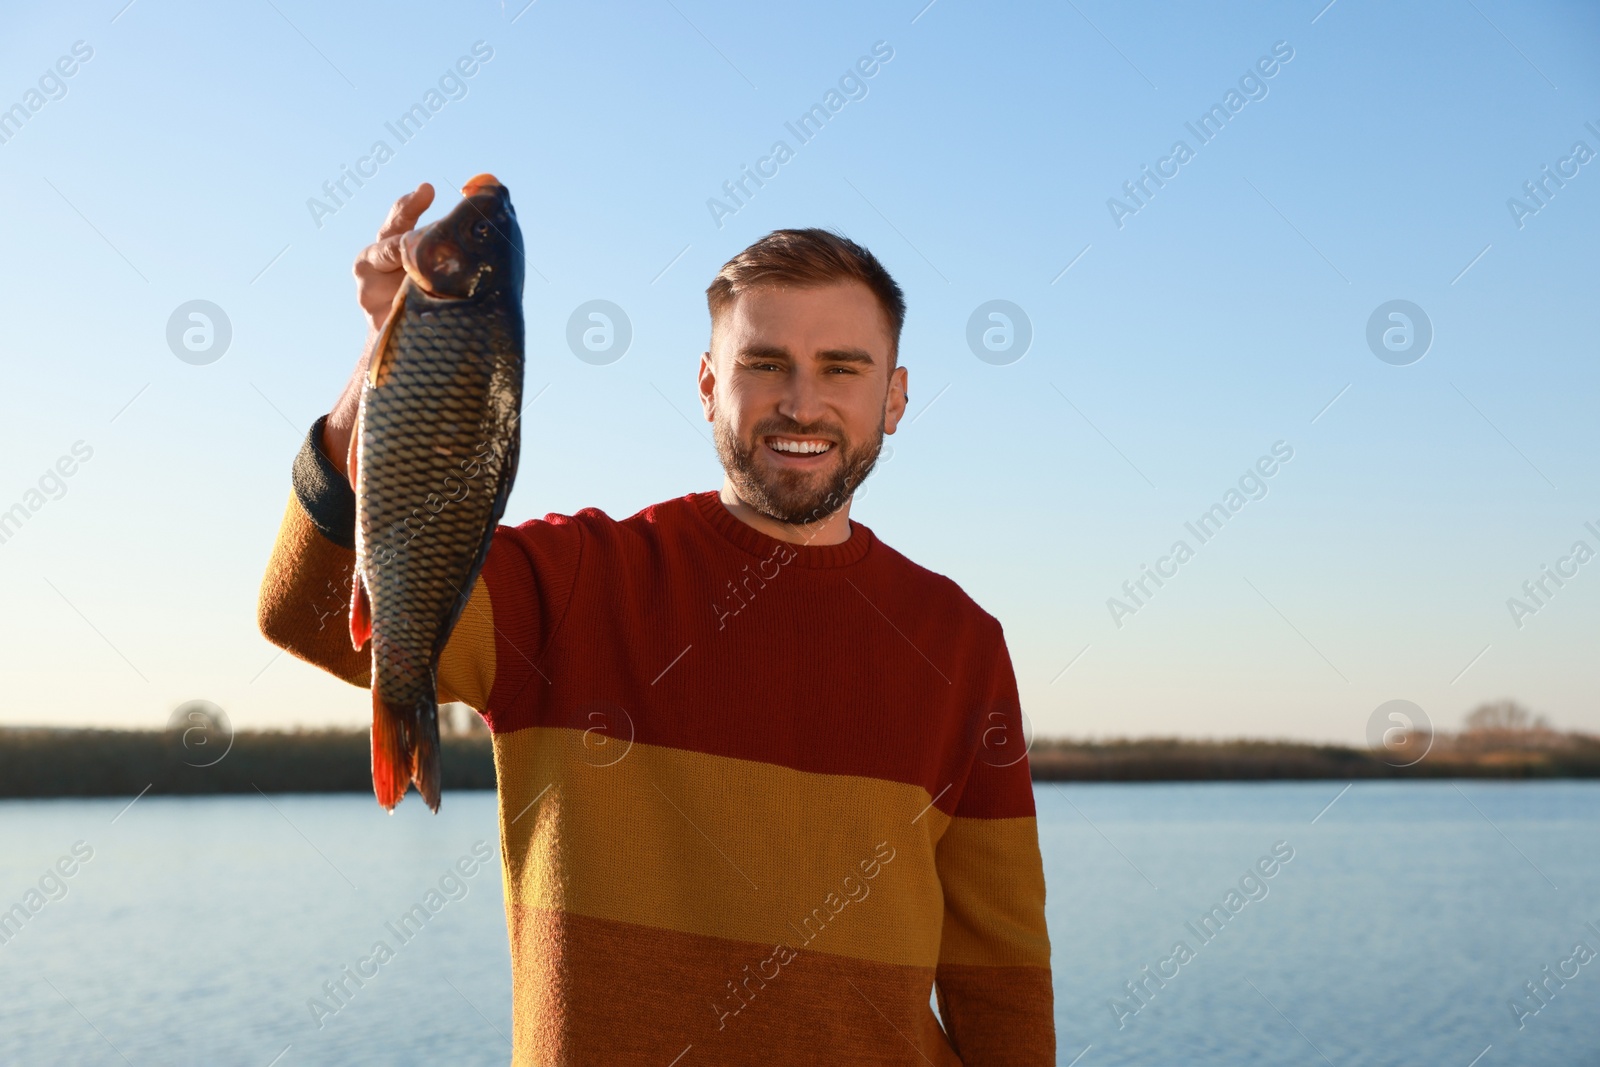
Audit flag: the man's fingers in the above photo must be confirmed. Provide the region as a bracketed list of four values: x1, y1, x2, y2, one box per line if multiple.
[355, 233, 406, 275]
[375, 181, 435, 241]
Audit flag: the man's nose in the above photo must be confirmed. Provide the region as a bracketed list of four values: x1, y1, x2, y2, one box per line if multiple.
[777, 368, 828, 427]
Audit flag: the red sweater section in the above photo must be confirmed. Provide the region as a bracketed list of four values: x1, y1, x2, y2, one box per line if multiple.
[478, 490, 1036, 821]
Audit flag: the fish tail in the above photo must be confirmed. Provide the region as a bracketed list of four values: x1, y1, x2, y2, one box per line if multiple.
[371, 690, 413, 811]
[412, 686, 442, 813]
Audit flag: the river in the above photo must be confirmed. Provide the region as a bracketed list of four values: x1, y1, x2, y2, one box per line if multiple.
[1, 781, 1594, 1064]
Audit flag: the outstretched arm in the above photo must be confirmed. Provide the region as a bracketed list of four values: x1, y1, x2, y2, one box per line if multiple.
[257, 417, 371, 688]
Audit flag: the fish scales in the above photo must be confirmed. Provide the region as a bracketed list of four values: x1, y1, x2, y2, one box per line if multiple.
[361, 302, 515, 673]
[349, 175, 525, 812]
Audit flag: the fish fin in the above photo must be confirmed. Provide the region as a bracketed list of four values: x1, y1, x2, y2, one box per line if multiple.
[412, 690, 442, 814]
[346, 407, 361, 493]
[350, 573, 372, 651]
[371, 691, 412, 811]
[368, 288, 407, 388]
[490, 412, 521, 531]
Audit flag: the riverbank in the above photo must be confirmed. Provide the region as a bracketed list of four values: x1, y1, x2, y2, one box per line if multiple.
[2, 726, 1596, 798]
[0, 727, 495, 798]
[1025, 731, 1600, 780]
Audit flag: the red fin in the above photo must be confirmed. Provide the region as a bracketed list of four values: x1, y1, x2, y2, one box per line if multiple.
[350, 573, 372, 651]
[371, 692, 412, 811]
[368, 288, 406, 388]
[346, 408, 362, 493]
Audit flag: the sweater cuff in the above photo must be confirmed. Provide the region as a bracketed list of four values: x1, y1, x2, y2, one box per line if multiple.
[292, 414, 356, 550]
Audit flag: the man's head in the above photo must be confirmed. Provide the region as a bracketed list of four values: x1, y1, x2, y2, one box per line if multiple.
[698, 229, 909, 527]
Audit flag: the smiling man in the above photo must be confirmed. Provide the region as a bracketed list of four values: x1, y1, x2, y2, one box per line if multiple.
[258, 183, 1054, 1065]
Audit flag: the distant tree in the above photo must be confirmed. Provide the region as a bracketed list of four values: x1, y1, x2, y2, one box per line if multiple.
[1463, 699, 1550, 733]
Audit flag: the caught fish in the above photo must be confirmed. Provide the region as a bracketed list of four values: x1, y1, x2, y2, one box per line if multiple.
[349, 173, 524, 812]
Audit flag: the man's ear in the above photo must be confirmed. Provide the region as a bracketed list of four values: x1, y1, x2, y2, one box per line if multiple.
[697, 350, 716, 421]
[883, 364, 909, 434]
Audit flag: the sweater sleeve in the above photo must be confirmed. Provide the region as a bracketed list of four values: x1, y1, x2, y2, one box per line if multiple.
[255, 416, 502, 710]
[932, 623, 1056, 1065]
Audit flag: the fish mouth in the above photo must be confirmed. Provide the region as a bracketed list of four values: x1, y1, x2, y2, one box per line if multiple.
[400, 176, 513, 298]
[401, 228, 468, 299]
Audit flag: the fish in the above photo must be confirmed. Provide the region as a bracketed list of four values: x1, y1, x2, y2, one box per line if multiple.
[348, 173, 525, 812]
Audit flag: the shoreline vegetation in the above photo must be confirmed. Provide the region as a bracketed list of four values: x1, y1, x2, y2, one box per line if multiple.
[1, 701, 1597, 797]
[1026, 730, 1600, 781]
[0, 725, 496, 799]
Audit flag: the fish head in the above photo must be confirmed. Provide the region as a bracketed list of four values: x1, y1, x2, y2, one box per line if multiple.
[401, 174, 524, 301]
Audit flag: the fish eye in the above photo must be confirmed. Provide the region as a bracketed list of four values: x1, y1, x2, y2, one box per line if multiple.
[472, 219, 492, 239]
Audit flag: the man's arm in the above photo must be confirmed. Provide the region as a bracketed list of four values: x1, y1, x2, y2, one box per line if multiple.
[257, 414, 499, 707]
[257, 416, 371, 688]
[933, 623, 1056, 1064]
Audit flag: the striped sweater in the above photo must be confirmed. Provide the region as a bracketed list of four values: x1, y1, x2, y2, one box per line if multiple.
[258, 418, 1055, 1065]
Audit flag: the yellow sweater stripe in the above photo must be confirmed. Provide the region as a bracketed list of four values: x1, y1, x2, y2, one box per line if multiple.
[493, 725, 960, 968]
[436, 576, 495, 707]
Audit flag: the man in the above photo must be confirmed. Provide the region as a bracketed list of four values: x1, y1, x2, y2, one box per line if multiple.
[259, 182, 1055, 1064]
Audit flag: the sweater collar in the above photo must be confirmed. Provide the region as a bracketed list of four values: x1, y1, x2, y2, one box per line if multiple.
[690, 490, 874, 569]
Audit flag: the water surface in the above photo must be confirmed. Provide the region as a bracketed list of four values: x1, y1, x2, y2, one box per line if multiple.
[1, 782, 1594, 1065]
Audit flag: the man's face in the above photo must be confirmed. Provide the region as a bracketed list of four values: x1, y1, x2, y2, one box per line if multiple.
[698, 281, 908, 526]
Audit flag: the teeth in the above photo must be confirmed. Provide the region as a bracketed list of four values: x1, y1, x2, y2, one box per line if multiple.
[769, 438, 832, 454]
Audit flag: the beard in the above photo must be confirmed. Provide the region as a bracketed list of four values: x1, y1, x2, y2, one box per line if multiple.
[713, 409, 886, 527]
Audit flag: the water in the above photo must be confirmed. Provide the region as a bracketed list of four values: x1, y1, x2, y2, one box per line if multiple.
[1, 782, 1595, 1065]
[1039, 781, 1599, 1066]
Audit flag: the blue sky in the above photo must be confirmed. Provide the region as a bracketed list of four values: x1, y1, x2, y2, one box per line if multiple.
[1, 0, 1596, 742]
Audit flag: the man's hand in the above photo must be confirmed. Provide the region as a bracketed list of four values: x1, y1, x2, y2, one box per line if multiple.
[321, 181, 436, 480]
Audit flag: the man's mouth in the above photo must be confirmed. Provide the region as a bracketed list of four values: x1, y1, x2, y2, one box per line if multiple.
[763, 435, 835, 462]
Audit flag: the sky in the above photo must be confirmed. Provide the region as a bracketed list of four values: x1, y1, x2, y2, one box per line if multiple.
[0, 0, 1596, 744]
